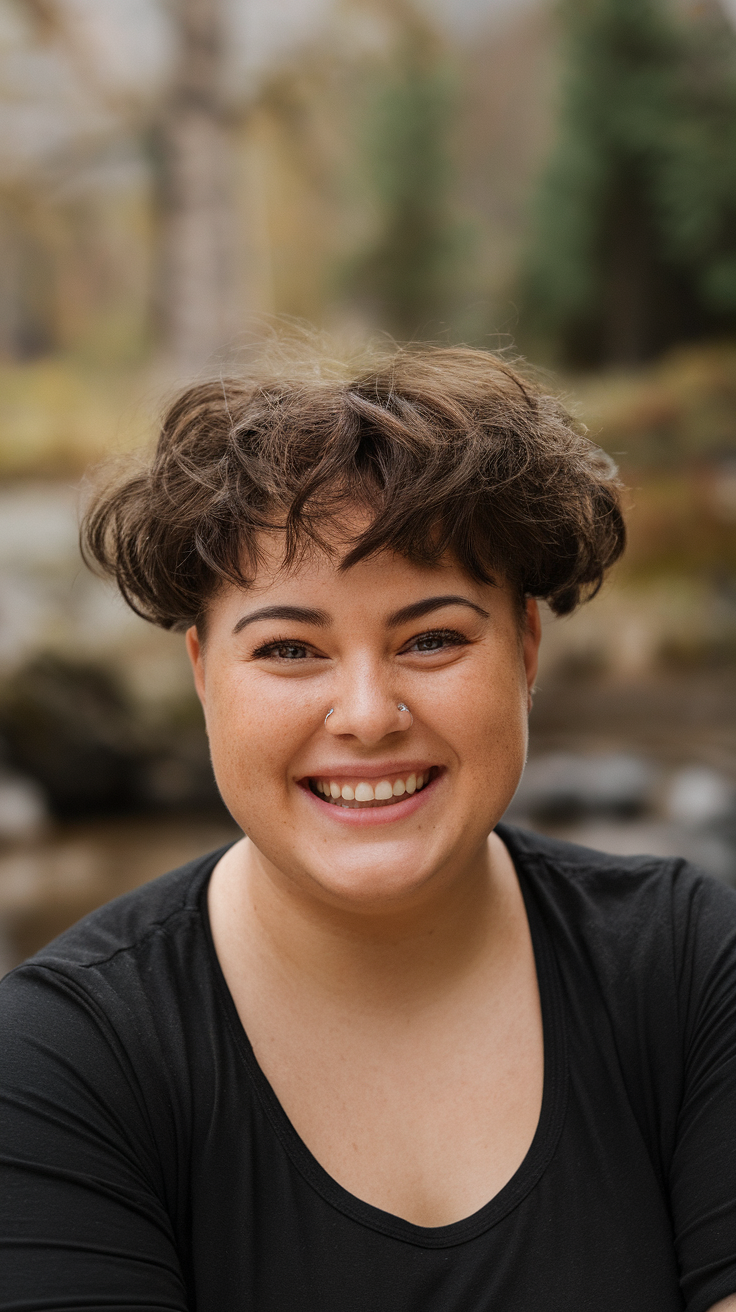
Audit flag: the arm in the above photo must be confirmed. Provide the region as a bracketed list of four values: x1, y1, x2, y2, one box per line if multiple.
[709, 1301, 736, 1311]
[0, 964, 188, 1310]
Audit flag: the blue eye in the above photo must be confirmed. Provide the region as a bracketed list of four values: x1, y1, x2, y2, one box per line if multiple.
[408, 629, 467, 653]
[253, 641, 310, 660]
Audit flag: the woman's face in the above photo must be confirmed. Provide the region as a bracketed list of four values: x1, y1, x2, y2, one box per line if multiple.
[187, 536, 540, 911]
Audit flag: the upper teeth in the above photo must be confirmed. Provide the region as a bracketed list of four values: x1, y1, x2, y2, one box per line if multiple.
[315, 773, 428, 802]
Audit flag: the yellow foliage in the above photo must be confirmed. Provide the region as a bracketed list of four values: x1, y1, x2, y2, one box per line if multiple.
[571, 342, 736, 465]
[0, 361, 156, 476]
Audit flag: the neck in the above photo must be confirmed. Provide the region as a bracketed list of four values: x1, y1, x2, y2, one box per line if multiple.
[210, 832, 521, 1014]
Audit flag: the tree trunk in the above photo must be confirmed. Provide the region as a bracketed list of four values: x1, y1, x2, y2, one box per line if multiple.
[155, 0, 239, 374]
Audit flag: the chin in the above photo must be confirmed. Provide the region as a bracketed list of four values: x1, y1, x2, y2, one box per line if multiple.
[300, 846, 451, 910]
[313, 873, 435, 910]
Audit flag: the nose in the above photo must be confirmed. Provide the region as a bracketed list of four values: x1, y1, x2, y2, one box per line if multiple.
[324, 665, 412, 745]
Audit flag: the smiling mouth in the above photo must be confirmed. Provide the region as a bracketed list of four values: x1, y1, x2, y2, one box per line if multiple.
[308, 767, 440, 808]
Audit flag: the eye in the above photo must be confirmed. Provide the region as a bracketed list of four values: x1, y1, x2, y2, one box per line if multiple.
[251, 640, 313, 661]
[403, 628, 469, 654]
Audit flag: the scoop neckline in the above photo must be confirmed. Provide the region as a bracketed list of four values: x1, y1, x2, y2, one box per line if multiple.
[200, 823, 569, 1250]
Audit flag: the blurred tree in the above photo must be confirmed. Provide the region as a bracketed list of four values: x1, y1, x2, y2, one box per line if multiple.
[152, 0, 239, 372]
[0, 189, 56, 358]
[18, 0, 240, 373]
[349, 2, 465, 339]
[523, 0, 736, 367]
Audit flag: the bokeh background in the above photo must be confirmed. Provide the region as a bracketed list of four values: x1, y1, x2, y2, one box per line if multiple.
[1, 0, 735, 973]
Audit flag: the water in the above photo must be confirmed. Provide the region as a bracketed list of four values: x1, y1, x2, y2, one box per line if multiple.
[0, 813, 240, 974]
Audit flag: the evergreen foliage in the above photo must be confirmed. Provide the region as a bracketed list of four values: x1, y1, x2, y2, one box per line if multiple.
[351, 12, 464, 338]
[523, 0, 736, 366]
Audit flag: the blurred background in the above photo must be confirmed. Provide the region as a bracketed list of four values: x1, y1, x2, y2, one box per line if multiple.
[0, 0, 735, 973]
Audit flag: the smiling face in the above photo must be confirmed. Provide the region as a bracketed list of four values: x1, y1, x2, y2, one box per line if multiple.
[186, 536, 540, 913]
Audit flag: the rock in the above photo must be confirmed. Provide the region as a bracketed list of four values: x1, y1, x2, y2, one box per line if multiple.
[0, 655, 143, 817]
[508, 752, 656, 823]
[0, 655, 224, 818]
[542, 819, 736, 885]
[665, 766, 735, 826]
[0, 772, 49, 841]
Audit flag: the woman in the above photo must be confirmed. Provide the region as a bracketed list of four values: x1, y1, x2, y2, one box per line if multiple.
[2, 346, 735, 1311]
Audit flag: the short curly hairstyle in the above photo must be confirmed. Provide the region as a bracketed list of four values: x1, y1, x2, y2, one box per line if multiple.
[81, 345, 625, 630]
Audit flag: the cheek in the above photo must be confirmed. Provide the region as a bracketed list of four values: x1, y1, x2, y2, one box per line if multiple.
[435, 648, 528, 779]
[203, 668, 315, 796]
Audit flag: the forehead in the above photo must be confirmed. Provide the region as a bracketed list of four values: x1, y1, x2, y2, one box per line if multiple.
[201, 532, 516, 642]
[240, 538, 479, 604]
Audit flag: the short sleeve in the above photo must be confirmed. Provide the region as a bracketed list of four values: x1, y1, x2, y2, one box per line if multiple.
[669, 869, 736, 1312]
[0, 963, 188, 1311]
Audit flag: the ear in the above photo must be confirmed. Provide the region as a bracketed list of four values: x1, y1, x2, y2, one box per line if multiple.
[521, 598, 541, 698]
[185, 625, 207, 707]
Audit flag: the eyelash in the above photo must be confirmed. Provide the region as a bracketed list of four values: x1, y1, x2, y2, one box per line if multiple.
[403, 628, 468, 653]
[250, 628, 470, 661]
[251, 637, 315, 661]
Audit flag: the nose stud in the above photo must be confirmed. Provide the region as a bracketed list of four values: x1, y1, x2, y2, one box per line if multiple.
[324, 703, 413, 730]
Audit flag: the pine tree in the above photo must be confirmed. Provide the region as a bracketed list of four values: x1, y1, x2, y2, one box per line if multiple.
[523, 0, 736, 366]
[351, 8, 463, 339]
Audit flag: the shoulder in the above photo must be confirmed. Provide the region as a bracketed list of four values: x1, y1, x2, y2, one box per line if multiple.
[499, 822, 736, 1059]
[499, 820, 736, 947]
[0, 843, 231, 1076]
[0, 844, 233, 1176]
[6, 842, 230, 984]
[0, 852, 236, 1306]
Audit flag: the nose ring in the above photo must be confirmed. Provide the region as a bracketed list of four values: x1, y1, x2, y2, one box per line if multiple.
[324, 703, 413, 729]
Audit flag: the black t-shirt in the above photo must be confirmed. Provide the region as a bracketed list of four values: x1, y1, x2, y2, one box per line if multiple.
[3, 824, 736, 1312]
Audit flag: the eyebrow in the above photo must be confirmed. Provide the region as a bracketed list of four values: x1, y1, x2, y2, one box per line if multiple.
[385, 595, 490, 628]
[232, 605, 330, 635]
[232, 594, 489, 636]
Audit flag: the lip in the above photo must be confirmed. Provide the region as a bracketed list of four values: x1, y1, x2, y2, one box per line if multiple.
[298, 769, 443, 826]
[298, 760, 437, 783]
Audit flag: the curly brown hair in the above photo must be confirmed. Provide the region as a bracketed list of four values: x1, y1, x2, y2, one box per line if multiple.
[81, 345, 625, 630]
